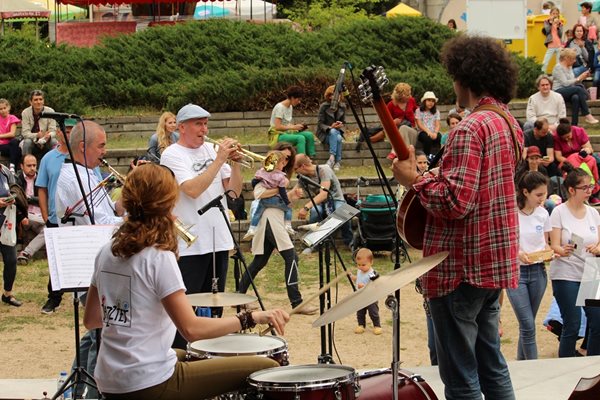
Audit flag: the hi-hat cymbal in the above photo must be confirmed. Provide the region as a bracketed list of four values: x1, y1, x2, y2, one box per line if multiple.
[186, 292, 257, 307]
[312, 252, 449, 328]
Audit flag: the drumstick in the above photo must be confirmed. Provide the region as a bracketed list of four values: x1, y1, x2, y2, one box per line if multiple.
[259, 271, 352, 336]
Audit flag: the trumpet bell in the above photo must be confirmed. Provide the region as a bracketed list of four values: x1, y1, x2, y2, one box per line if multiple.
[174, 218, 197, 247]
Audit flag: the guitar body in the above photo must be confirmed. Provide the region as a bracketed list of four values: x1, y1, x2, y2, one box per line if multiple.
[397, 189, 426, 250]
[360, 66, 425, 249]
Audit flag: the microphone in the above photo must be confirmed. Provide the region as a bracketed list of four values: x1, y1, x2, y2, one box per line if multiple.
[197, 194, 225, 216]
[297, 174, 329, 193]
[329, 66, 346, 111]
[40, 111, 80, 120]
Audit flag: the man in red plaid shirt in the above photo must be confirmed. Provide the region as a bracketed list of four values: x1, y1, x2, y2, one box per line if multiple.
[393, 35, 523, 400]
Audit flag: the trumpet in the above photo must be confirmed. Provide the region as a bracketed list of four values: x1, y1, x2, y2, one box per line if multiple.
[204, 137, 266, 169]
[98, 158, 198, 247]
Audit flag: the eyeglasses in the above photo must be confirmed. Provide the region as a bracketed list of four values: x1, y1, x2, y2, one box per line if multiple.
[575, 184, 595, 191]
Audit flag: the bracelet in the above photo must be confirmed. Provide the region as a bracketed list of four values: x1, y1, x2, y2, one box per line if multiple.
[236, 310, 256, 331]
[303, 206, 310, 212]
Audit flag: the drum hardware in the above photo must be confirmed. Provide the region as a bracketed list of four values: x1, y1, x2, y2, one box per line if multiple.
[312, 252, 447, 400]
[259, 271, 351, 336]
[204, 137, 266, 169]
[98, 158, 197, 247]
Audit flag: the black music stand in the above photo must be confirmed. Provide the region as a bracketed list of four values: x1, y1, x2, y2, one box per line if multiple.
[299, 181, 358, 363]
[45, 225, 115, 400]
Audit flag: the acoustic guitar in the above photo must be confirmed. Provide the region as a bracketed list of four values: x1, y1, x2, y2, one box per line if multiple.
[358, 66, 426, 250]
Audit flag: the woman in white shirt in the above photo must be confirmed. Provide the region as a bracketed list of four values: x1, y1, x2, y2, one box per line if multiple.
[549, 163, 600, 357]
[507, 171, 551, 360]
[83, 164, 289, 399]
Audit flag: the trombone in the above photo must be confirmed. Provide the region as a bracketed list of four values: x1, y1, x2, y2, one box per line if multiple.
[204, 137, 266, 169]
[98, 158, 197, 247]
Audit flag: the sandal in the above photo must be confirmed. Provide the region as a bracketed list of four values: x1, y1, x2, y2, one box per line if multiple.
[2, 294, 22, 307]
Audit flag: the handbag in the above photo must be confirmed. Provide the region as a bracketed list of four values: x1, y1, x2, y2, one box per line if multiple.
[0, 204, 17, 246]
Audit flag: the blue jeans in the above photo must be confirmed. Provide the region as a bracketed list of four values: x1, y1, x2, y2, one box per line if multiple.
[506, 263, 547, 360]
[308, 199, 353, 246]
[553, 280, 600, 357]
[573, 65, 589, 78]
[328, 128, 343, 163]
[426, 311, 438, 365]
[555, 85, 591, 126]
[72, 329, 99, 398]
[429, 283, 514, 400]
[250, 196, 291, 227]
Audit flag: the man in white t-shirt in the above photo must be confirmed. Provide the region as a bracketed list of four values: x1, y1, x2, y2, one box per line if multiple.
[160, 104, 242, 349]
[525, 74, 567, 131]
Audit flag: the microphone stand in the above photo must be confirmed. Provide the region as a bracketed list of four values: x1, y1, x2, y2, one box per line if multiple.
[198, 195, 268, 314]
[298, 178, 355, 364]
[50, 116, 100, 400]
[343, 79, 411, 369]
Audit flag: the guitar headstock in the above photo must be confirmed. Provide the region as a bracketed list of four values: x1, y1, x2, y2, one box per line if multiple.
[358, 65, 389, 104]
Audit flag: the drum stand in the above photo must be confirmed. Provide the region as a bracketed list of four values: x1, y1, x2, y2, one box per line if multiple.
[300, 181, 356, 364]
[53, 291, 98, 400]
[385, 294, 401, 400]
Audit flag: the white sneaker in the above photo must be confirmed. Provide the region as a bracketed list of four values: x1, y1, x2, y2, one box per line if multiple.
[585, 115, 599, 124]
[326, 158, 335, 168]
[333, 162, 341, 171]
[242, 227, 256, 241]
[285, 224, 296, 236]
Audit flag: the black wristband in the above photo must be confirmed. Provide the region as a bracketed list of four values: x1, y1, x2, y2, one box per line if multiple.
[236, 310, 256, 331]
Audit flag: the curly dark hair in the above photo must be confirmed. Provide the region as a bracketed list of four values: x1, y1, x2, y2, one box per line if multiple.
[440, 35, 518, 104]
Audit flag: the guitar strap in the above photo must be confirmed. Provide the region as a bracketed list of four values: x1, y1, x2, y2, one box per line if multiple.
[474, 104, 522, 162]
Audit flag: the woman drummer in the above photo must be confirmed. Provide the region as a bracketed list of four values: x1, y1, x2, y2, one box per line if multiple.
[83, 163, 289, 399]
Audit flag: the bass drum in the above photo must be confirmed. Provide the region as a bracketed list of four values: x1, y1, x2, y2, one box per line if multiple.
[359, 368, 438, 400]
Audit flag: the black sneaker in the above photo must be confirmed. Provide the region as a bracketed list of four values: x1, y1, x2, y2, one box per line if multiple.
[41, 299, 60, 314]
[2, 294, 22, 307]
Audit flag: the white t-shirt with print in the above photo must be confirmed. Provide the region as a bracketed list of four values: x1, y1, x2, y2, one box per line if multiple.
[92, 244, 185, 394]
[270, 102, 293, 127]
[549, 203, 600, 281]
[161, 143, 233, 256]
[519, 206, 551, 265]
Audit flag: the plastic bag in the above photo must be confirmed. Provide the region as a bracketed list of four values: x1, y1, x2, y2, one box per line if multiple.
[0, 204, 17, 246]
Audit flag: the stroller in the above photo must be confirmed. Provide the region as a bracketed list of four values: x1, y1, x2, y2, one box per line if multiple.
[350, 177, 409, 263]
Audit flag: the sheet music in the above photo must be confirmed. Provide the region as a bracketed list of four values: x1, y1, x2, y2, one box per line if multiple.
[46, 225, 116, 291]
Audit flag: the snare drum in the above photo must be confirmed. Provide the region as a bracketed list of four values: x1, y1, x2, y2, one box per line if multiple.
[248, 364, 359, 400]
[188, 334, 289, 366]
[358, 368, 438, 400]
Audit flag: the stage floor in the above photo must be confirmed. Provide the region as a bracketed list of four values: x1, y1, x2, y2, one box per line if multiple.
[1, 356, 599, 399]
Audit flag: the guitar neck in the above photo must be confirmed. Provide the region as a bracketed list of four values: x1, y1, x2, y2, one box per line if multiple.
[371, 96, 410, 160]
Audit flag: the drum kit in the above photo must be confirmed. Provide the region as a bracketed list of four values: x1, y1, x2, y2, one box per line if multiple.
[186, 252, 448, 400]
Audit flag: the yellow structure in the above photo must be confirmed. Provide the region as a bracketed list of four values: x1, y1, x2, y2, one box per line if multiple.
[386, 3, 422, 17]
[504, 14, 566, 71]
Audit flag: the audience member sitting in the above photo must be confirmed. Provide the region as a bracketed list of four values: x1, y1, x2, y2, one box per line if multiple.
[0, 98, 22, 173]
[20, 89, 57, 159]
[565, 23, 595, 77]
[268, 86, 316, 157]
[525, 74, 566, 131]
[317, 85, 346, 171]
[524, 117, 559, 176]
[553, 118, 600, 202]
[385, 82, 418, 159]
[16, 154, 44, 265]
[147, 111, 178, 162]
[441, 112, 462, 146]
[552, 48, 598, 126]
[447, 100, 470, 119]
[415, 91, 441, 156]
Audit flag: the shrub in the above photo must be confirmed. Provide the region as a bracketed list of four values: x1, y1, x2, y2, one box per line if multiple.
[0, 17, 537, 114]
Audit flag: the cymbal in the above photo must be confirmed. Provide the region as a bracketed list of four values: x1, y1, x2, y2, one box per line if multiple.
[186, 292, 257, 307]
[312, 252, 449, 328]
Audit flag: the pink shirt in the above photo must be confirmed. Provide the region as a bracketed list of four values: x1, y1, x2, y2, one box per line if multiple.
[553, 126, 589, 158]
[0, 114, 20, 145]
